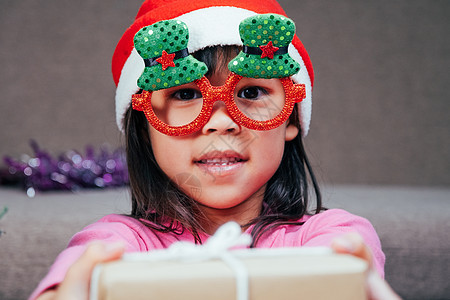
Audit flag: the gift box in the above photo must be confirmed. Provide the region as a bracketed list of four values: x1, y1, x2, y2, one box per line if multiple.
[91, 248, 367, 300]
[90, 223, 368, 300]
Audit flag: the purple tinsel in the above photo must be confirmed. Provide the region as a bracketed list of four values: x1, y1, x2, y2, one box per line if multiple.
[0, 141, 128, 197]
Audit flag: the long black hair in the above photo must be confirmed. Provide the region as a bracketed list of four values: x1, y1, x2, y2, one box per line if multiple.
[123, 46, 324, 246]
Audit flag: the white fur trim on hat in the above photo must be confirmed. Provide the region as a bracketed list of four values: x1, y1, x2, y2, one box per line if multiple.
[115, 6, 312, 136]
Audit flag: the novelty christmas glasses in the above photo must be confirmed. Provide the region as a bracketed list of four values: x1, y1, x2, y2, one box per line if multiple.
[132, 14, 306, 136]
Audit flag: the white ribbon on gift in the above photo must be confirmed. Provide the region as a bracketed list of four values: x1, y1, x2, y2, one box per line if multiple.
[124, 221, 252, 300]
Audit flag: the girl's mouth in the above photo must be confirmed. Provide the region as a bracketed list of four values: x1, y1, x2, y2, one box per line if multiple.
[197, 157, 244, 165]
[193, 151, 247, 176]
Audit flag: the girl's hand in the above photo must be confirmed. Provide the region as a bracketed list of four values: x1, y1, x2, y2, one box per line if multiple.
[331, 233, 401, 300]
[36, 242, 125, 300]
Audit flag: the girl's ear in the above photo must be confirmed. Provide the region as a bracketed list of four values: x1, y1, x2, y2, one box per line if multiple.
[285, 123, 299, 141]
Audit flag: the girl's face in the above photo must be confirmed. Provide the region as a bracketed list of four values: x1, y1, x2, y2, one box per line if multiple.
[148, 67, 299, 229]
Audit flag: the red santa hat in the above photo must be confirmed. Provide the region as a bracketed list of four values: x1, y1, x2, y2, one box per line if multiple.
[112, 0, 314, 136]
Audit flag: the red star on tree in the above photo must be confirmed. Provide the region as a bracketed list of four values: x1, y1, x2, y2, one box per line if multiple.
[259, 41, 279, 60]
[156, 50, 176, 70]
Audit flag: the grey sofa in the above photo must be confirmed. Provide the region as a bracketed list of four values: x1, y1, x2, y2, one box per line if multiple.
[0, 185, 449, 300]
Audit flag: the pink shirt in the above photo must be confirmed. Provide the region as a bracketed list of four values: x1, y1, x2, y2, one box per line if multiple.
[29, 209, 385, 299]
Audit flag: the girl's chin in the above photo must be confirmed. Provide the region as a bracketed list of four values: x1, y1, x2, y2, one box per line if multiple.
[193, 186, 265, 211]
[194, 196, 245, 210]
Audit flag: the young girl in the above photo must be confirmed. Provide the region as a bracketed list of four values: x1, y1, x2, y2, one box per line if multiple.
[31, 0, 399, 299]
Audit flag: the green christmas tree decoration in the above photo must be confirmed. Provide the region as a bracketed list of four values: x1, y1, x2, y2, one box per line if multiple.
[134, 19, 208, 91]
[228, 14, 301, 78]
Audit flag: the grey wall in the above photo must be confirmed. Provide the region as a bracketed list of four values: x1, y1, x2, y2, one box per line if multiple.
[1, 0, 449, 186]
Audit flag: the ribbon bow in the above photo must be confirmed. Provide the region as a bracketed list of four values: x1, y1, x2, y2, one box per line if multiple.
[168, 221, 252, 258]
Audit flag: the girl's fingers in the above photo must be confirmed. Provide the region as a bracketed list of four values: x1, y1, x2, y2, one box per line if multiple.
[331, 232, 373, 267]
[55, 242, 125, 300]
[331, 233, 401, 300]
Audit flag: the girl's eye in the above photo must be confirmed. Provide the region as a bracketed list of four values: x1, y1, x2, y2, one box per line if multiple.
[237, 86, 268, 100]
[172, 89, 202, 101]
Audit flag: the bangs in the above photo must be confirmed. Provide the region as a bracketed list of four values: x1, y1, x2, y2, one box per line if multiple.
[192, 46, 241, 77]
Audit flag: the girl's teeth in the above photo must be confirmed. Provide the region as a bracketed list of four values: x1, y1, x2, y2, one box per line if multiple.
[200, 158, 240, 165]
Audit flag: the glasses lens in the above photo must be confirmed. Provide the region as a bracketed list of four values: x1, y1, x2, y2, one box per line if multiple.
[234, 77, 286, 122]
[150, 83, 204, 127]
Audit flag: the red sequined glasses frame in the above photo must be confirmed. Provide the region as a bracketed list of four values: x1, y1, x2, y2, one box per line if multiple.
[132, 72, 306, 136]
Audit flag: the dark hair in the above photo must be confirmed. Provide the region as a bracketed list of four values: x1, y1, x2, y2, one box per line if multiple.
[124, 46, 324, 246]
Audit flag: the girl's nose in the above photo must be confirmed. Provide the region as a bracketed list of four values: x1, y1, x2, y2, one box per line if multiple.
[201, 102, 241, 135]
